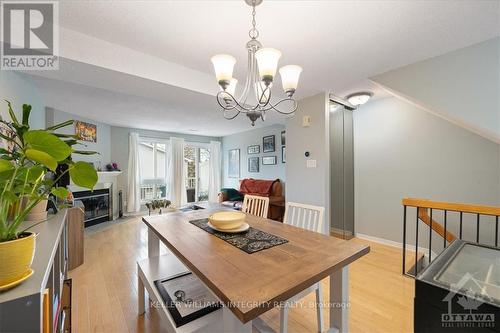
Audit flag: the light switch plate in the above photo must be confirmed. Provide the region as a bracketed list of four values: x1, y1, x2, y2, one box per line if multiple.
[302, 115, 311, 127]
[306, 159, 317, 168]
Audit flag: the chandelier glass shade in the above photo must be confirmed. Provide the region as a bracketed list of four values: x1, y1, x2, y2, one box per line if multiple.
[211, 0, 302, 126]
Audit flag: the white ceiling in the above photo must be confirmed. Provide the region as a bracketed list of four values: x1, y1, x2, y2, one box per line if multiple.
[28, 0, 500, 136]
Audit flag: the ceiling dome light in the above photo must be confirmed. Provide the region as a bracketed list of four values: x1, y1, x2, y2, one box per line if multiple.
[346, 92, 373, 106]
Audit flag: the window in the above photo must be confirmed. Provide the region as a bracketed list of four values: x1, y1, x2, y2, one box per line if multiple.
[139, 140, 167, 201]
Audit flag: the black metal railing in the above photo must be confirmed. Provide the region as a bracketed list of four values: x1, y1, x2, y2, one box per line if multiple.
[402, 198, 500, 278]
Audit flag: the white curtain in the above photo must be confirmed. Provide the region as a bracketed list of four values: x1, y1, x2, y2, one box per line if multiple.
[126, 132, 141, 212]
[168, 137, 187, 207]
[208, 141, 221, 203]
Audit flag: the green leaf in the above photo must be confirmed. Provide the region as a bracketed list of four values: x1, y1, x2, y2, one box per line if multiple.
[69, 161, 97, 189]
[46, 119, 74, 131]
[25, 149, 57, 171]
[5, 100, 19, 126]
[24, 130, 72, 161]
[22, 104, 31, 126]
[51, 187, 70, 200]
[73, 150, 98, 155]
[2, 190, 18, 204]
[0, 169, 14, 181]
[0, 159, 13, 172]
[27, 165, 45, 182]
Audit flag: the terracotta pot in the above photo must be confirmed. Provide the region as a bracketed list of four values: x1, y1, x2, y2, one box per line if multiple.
[25, 199, 48, 222]
[0, 232, 36, 286]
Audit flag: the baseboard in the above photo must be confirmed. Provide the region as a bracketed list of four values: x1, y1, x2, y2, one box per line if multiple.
[355, 232, 437, 258]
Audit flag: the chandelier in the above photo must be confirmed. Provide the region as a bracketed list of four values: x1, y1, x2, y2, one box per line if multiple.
[211, 0, 302, 126]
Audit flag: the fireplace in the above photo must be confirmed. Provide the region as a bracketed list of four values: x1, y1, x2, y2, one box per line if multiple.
[71, 184, 112, 227]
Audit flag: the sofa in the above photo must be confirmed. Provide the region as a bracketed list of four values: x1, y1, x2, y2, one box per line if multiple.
[218, 178, 285, 221]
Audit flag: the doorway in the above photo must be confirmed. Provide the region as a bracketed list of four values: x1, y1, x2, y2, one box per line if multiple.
[184, 145, 210, 203]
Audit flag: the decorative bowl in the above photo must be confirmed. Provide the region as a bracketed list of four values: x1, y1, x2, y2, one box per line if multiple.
[208, 211, 246, 230]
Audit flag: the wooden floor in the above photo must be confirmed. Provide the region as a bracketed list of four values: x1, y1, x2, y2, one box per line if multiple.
[69, 216, 414, 333]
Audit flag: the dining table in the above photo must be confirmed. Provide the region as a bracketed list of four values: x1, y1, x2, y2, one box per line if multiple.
[142, 204, 369, 333]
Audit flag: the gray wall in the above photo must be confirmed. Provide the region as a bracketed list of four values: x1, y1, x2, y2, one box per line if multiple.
[285, 92, 330, 234]
[221, 124, 285, 189]
[372, 37, 500, 141]
[45, 108, 111, 166]
[0, 72, 45, 128]
[354, 97, 500, 246]
[110, 126, 220, 206]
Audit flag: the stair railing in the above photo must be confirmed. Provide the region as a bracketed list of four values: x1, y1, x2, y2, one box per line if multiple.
[402, 198, 500, 277]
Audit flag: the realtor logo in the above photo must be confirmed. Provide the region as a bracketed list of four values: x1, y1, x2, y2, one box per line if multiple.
[441, 273, 496, 329]
[1, 1, 59, 70]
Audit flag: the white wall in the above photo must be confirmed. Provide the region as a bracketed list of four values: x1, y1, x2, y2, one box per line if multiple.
[221, 124, 286, 189]
[371, 37, 500, 143]
[354, 97, 500, 246]
[285, 92, 330, 234]
[0, 72, 45, 128]
[45, 108, 111, 166]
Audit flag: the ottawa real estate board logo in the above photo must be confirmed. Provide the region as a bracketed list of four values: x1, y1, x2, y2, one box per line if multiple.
[441, 273, 496, 329]
[1, 1, 59, 70]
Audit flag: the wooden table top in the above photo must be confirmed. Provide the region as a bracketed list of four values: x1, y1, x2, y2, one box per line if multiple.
[143, 208, 369, 323]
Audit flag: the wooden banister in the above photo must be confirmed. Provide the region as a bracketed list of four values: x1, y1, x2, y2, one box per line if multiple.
[417, 208, 456, 243]
[402, 198, 500, 217]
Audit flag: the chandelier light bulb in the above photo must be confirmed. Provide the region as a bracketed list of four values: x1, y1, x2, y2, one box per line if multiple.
[279, 65, 302, 96]
[211, 54, 236, 87]
[255, 48, 282, 84]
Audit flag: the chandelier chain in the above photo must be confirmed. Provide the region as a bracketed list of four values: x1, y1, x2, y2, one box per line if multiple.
[248, 3, 259, 39]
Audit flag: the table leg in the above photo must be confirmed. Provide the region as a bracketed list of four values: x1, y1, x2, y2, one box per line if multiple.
[138, 270, 145, 315]
[329, 267, 349, 333]
[148, 227, 159, 258]
[223, 307, 252, 333]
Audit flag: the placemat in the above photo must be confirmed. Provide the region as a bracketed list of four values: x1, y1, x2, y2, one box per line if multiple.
[189, 218, 288, 254]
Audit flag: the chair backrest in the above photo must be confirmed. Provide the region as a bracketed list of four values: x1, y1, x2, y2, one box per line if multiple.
[283, 202, 325, 233]
[242, 195, 270, 218]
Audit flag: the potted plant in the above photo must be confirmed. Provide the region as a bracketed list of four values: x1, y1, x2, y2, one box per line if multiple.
[0, 101, 98, 289]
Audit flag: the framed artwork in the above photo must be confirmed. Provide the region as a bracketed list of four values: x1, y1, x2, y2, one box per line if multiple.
[247, 145, 260, 154]
[248, 157, 259, 172]
[262, 135, 275, 153]
[262, 156, 277, 165]
[75, 120, 97, 143]
[228, 149, 240, 178]
[281, 146, 286, 163]
[281, 130, 286, 146]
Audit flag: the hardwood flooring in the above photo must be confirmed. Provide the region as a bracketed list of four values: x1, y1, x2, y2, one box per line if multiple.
[69, 216, 414, 333]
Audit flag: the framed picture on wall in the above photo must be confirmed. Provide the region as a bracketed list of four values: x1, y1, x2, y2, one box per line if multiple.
[262, 135, 275, 153]
[247, 145, 260, 154]
[262, 156, 277, 165]
[75, 120, 97, 142]
[281, 131, 286, 146]
[248, 157, 259, 172]
[228, 149, 240, 178]
[281, 146, 286, 163]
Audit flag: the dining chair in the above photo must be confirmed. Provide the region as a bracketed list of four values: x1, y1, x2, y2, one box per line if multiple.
[241, 194, 269, 218]
[281, 202, 325, 333]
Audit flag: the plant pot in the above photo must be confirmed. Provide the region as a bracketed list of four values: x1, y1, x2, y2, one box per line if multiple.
[25, 199, 48, 222]
[0, 232, 36, 288]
